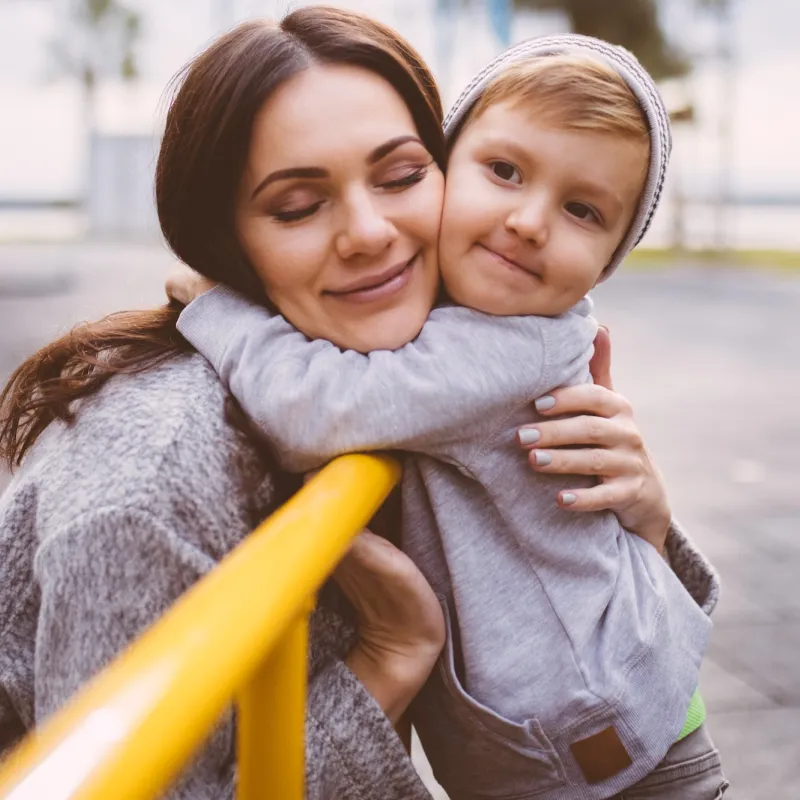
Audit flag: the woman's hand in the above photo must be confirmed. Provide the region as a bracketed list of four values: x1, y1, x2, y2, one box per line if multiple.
[165, 264, 218, 306]
[334, 531, 445, 723]
[517, 327, 671, 553]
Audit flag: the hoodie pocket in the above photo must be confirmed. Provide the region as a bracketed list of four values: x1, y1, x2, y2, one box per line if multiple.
[412, 600, 565, 799]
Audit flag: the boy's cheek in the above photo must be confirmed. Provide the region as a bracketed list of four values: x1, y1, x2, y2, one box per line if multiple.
[440, 177, 484, 240]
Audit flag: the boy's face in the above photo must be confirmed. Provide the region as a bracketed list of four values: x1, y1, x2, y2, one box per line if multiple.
[439, 100, 648, 316]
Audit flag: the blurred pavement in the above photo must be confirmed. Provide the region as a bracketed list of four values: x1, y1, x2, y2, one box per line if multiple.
[2, 242, 799, 798]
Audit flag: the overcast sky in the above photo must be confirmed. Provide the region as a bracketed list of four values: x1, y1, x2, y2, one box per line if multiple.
[0, 0, 798, 201]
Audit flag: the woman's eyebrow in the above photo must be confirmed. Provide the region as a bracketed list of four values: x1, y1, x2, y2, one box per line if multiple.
[367, 135, 424, 164]
[251, 166, 328, 200]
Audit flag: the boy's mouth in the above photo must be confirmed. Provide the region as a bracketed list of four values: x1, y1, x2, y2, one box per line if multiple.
[477, 243, 539, 279]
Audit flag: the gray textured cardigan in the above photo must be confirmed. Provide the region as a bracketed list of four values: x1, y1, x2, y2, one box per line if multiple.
[0, 354, 433, 800]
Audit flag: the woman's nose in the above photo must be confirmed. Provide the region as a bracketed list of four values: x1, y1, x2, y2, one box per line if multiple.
[505, 197, 550, 247]
[336, 189, 397, 260]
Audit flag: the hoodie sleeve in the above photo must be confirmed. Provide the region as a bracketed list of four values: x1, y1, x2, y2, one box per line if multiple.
[177, 286, 564, 473]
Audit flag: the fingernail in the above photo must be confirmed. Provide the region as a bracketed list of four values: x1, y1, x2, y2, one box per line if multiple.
[533, 451, 552, 466]
[560, 492, 577, 506]
[535, 395, 556, 412]
[518, 428, 541, 445]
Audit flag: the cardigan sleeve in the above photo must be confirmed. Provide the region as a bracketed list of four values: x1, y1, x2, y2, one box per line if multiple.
[32, 506, 432, 800]
[664, 518, 721, 615]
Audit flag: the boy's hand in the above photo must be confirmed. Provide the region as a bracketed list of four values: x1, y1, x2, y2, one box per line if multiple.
[165, 264, 218, 306]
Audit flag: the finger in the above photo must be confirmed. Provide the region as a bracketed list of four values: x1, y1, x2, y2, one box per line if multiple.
[339, 530, 392, 569]
[527, 447, 632, 477]
[518, 415, 636, 450]
[164, 265, 197, 304]
[335, 531, 414, 589]
[332, 534, 385, 611]
[556, 481, 632, 513]
[532, 383, 631, 420]
[589, 326, 614, 391]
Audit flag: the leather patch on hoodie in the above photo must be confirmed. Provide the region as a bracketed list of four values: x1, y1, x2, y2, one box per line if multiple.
[570, 726, 633, 783]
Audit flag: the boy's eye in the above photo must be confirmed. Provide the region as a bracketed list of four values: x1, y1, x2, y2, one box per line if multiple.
[565, 201, 599, 223]
[489, 161, 522, 184]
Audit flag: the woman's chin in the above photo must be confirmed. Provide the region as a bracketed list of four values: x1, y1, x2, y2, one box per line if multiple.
[342, 311, 428, 354]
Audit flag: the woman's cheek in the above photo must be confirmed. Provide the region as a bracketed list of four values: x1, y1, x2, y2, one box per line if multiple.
[415, 169, 446, 238]
[261, 223, 327, 293]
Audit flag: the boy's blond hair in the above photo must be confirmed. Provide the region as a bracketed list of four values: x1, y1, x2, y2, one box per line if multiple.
[467, 54, 649, 144]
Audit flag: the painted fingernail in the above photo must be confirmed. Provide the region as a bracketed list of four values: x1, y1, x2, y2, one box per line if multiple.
[560, 492, 577, 506]
[518, 428, 541, 445]
[535, 395, 556, 412]
[533, 451, 552, 466]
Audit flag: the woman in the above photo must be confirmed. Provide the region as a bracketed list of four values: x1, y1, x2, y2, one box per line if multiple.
[0, 7, 716, 799]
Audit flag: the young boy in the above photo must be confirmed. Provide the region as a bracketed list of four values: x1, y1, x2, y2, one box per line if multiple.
[175, 36, 725, 799]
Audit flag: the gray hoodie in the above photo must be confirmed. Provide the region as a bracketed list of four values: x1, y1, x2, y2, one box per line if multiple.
[175, 36, 719, 800]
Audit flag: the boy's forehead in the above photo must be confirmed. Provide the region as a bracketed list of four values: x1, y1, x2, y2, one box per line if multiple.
[457, 100, 648, 217]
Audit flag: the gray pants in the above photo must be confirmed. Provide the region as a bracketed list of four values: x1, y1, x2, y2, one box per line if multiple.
[612, 725, 729, 799]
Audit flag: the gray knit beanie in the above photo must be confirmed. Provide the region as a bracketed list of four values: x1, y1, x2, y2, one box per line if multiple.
[444, 34, 671, 280]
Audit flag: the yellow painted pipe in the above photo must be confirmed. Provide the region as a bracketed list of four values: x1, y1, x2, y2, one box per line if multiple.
[237, 610, 309, 800]
[0, 454, 400, 800]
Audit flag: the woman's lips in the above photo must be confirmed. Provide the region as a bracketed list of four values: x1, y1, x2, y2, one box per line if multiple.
[326, 254, 418, 304]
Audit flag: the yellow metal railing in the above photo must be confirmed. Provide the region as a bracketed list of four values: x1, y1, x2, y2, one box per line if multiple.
[0, 454, 400, 800]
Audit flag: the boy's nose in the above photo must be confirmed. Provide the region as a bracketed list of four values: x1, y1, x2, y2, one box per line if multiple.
[505, 200, 549, 247]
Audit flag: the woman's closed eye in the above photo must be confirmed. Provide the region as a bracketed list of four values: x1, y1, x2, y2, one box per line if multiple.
[267, 184, 326, 223]
[378, 164, 430, 191]
[271, 200, 325, 223]
[270, 164, 430, 223]
[487, 160, 522, 185]
[565, 201, 602, 225]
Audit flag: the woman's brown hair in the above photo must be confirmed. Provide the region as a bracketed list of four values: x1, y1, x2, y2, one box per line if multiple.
[0, 6, 445, 469]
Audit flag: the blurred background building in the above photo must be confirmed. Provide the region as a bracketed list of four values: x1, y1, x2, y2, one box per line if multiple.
[0, 0, 799, 248]
[1, 3, 799, 798]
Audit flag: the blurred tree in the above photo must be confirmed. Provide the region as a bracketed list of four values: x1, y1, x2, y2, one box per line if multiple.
[513, 0, 689, 81]
[50, 0, 141, 202]
[52, 0, 141, 98]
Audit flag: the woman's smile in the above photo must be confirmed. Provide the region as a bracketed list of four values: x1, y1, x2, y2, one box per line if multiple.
[324, 252, 419, 305]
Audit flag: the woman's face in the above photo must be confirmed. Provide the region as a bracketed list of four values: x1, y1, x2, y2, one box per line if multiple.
[236, 64, 445, 353]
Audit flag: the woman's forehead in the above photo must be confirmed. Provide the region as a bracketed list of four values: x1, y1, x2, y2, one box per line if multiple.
[248, 64, 418, 162]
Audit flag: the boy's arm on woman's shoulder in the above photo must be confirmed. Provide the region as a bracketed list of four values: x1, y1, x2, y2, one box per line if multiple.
[177, 286, 559, 472]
